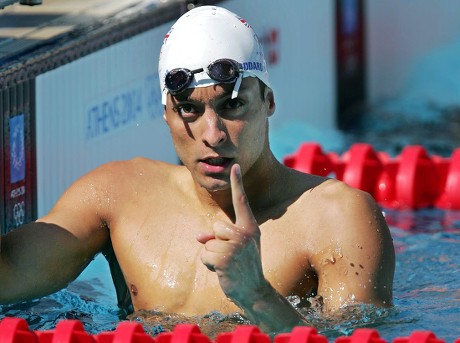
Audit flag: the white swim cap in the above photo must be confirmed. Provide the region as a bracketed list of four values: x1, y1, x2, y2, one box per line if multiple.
[158, 5, 270, 105]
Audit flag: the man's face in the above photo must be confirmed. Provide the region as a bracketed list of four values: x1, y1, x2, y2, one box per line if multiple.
[163, 77, 273, 192]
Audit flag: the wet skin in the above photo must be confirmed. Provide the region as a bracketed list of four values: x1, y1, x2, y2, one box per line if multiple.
[0, 77, 395, 333]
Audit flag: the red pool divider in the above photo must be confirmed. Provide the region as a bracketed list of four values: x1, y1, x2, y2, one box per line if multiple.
[282, 143, 460, 210]
[0, 317, 37, 342]
[38, 320, 95, 342]
[216, 325, 270, 343]
[284, 143, 333, 177]
[434, 148, 460, 209]
[335, 329, 386, 343]
[274, 326, 327, 343]
[0, 317, 455, 343]
[156, 324, 211, 343]
[95, 321, 156, 342]
[393, 331, 447, 343]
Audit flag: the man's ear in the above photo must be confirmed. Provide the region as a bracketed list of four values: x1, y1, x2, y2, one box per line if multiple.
[265, 87, 275, 117]
[163, 106, 168, 123]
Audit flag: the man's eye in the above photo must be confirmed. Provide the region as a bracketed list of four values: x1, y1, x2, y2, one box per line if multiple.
[225, 98, 244, 110]
[174, 104, 199, 121]
[178, 104, 195, 114]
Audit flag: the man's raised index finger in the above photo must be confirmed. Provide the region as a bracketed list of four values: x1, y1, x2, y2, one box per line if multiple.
[230, 164, 256, 227]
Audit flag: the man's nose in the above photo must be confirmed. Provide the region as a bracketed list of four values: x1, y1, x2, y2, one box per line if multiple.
[201, 111, 227, 147]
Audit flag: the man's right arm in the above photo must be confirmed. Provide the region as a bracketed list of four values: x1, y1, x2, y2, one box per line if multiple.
[0, 168, 112, 304]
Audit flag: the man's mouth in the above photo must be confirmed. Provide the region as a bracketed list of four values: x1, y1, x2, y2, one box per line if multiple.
[199, 157, 233, 172]
[204, 157, 230, 166]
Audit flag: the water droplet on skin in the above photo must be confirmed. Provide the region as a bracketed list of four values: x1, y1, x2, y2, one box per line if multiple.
[130, 284, 138, 296]
[323, 256, 336, 265]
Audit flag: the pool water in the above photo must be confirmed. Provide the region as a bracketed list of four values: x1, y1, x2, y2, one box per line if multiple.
[0, 261, 119, 333]
[1, 208, 458, 341]
[379, 210, 460, 342]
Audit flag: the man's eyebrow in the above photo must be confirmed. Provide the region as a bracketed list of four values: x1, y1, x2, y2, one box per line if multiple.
[172, 90, 194, 103]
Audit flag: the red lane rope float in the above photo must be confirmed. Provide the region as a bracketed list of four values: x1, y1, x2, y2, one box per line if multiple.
[339, 144, 383, 195]
[35, 319, 94, 342]
[283, 143, 333, 177]
[335, 329, 387, 343]
[394, 146, 439, 209]
[95, 321, 155, 342]
[157, 324, 211, 343]
[393, 331, 447, 343]
[282, 143, 460, 210]
[274, 326, 328, 343]
[0, 319, 456, 343]
[215, 325, 270, 343]
[0, 317, 38, 343]
[435, 148, 460, 209]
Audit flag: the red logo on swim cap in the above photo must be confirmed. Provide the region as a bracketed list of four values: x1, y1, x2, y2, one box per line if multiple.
[237, 16, 251, 28]
[163, 28, 173, 44]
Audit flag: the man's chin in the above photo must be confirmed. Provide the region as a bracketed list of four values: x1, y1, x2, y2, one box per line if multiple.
[199, 179, 230, 193]
[207, 186, 230, 193]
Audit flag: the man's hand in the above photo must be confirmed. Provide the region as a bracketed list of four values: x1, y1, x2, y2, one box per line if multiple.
[196, 163, 269, 304]
[196, 164, 308, 332]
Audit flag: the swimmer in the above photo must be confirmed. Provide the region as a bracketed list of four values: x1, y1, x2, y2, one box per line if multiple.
[0, 6, 395, 334]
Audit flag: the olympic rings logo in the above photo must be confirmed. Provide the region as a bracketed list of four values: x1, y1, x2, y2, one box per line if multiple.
[12, 201, 25, 227]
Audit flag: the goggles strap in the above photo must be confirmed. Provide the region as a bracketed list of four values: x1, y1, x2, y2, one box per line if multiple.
[162, 89, 167, 105]
[231, 72, 243, 99]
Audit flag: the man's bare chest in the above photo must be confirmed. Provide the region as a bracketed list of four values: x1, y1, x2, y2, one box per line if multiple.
[108, 198, 319, 313]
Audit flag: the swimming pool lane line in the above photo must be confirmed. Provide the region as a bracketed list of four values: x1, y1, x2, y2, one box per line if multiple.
[283, 142, 460, 210]
[0, 317, 456, 343]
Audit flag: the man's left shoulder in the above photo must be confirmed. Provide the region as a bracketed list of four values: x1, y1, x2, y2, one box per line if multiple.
[293, 177, 387, 234]
[308, 178, 378, 209]
[316, 179, 390, 239]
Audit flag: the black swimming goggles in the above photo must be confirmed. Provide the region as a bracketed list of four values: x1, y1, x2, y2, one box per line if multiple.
[164, 58, 243, 95]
